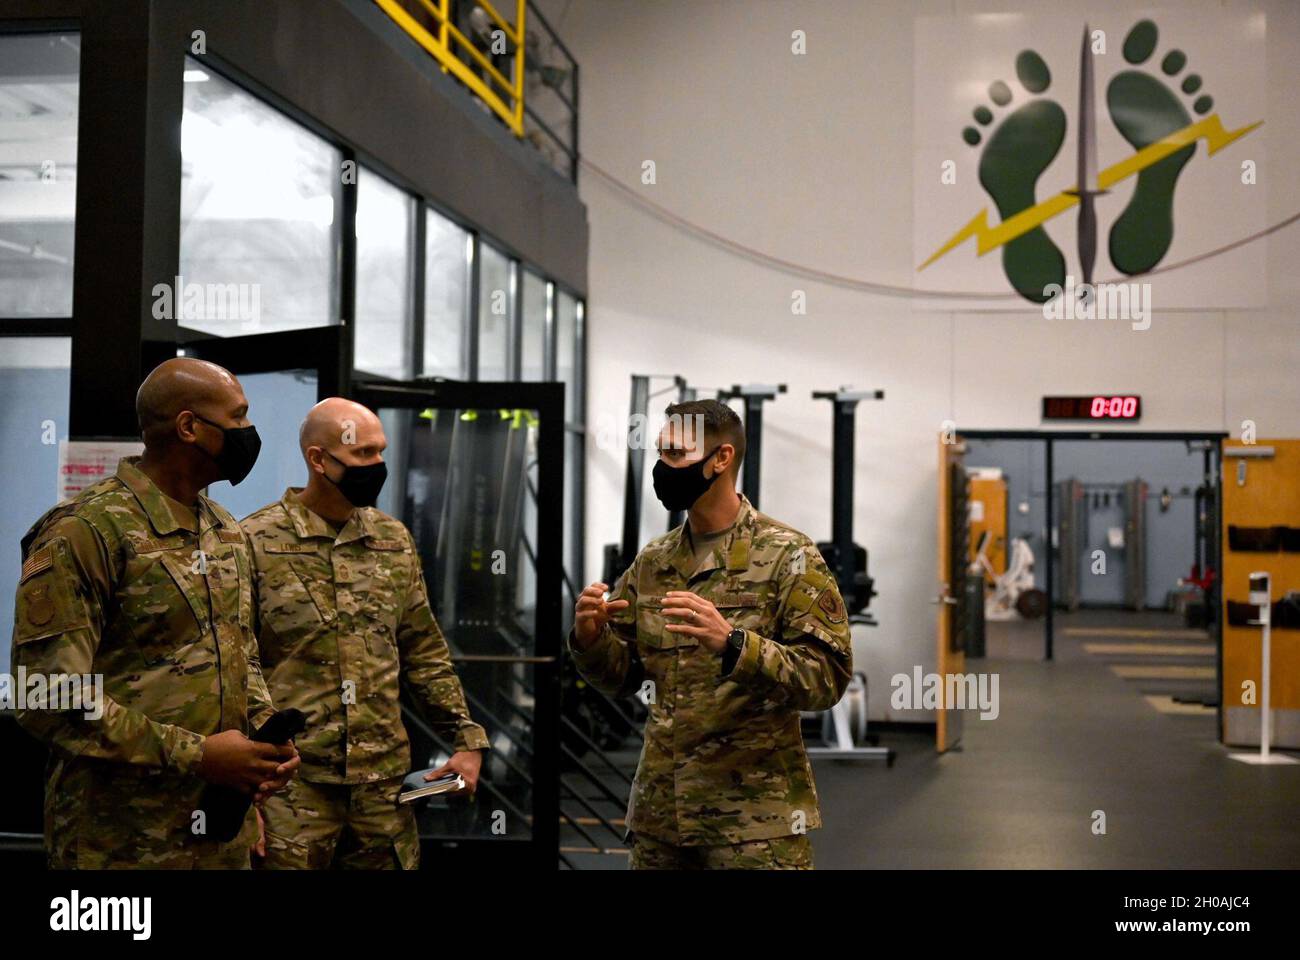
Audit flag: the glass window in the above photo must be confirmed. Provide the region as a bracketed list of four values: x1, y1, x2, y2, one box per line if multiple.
[563, 430, 582, 623]
[374, 407, 411, 519]
[354, 168, 415, 379]
[520, 271, 548, 381]
[555, 292, 584, 604]
[423, 209, 470, 379]
[208, 370, 319, 519]
[476, 243, 514, 380]
[555, 290, 579, 422]
[0, 33, 79, 318]
[377, 401, 543, 842]
[180, 58, 341, 336]
[0, 338, 71, 674]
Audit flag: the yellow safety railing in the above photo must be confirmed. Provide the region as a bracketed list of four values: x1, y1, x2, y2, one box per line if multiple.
[374, 0, 527, 137]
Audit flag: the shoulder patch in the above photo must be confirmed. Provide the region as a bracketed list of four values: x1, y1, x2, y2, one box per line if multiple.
[20, 545, 53, 584]
[14, 538, 91, 645]
[816, 588, 847, 624]
[26, 584, 56, 626]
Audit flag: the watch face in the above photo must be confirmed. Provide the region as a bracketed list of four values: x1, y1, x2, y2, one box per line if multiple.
[728, 629, 745, 649]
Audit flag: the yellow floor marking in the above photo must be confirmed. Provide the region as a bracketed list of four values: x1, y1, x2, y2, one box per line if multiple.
[1143, 695, 1217, 716]
[1064, 627, 1210, 640]
[1083, 643, 1215, 656]
[1111, 665, 1216, 680]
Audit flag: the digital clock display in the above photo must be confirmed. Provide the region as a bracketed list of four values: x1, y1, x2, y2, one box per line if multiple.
[1042, 395, 1141, 421]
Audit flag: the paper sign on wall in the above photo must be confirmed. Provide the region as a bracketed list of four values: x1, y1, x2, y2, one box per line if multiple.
[58, 440, 143, 503]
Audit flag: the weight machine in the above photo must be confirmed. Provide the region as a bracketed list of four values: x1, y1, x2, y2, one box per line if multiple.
[802, 388, 893, 764]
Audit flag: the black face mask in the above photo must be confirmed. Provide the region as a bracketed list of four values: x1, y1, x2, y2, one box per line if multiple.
[194, 414, 261, 486]
[324, 451, 388, 508]
[652, 445, 721, 513]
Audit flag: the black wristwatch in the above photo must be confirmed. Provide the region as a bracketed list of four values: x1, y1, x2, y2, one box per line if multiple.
[726, 628, 747, 652]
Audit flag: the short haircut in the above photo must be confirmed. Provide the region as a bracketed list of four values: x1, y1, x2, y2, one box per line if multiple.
[663, 398, 745, 471]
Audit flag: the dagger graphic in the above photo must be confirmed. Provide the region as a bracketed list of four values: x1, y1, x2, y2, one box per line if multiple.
[1067, 23, 1107, 286]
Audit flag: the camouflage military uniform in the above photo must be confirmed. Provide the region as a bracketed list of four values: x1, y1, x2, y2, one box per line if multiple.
[10, 457, 275, 869]
[629, 832, 814, 870]
[242, 489, 489, 870]
[569, 495, 853, 869]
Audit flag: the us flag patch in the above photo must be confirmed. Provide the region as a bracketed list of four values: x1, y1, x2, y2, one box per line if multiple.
[20, 545, 53, 583]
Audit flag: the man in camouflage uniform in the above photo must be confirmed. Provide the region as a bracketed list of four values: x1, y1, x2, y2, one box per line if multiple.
[244, 397, 489, 870]
[10, 358, 300, 869]
[571, 399, 853, 869]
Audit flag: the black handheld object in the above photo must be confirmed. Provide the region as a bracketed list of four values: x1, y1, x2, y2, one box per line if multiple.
[251, 708, 307, 746]
[197, 708, 307, 844]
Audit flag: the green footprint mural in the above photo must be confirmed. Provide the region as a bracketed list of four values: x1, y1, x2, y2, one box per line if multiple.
[963, 51, 1067, 303]
[1108, 19, 1214, 275]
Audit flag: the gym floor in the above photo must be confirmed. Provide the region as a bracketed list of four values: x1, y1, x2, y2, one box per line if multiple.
[563, 609, 1285, 869]
[812, 609, 1297, 868]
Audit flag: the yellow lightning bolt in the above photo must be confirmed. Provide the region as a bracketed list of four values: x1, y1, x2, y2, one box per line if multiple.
[917, 113, 1262, 271]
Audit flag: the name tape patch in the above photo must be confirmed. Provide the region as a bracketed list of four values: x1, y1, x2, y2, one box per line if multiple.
[265, 542, 320, 555]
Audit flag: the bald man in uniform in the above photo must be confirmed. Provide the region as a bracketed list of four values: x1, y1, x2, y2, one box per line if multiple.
[243, 397, 488, 870]
[10, 358, 300, 869]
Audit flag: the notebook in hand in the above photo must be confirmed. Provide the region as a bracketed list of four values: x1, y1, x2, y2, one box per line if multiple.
[399, 769, 467, 804]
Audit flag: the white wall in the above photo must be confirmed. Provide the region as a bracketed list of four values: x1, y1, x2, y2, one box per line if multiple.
[542, 0, 1300, 719]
